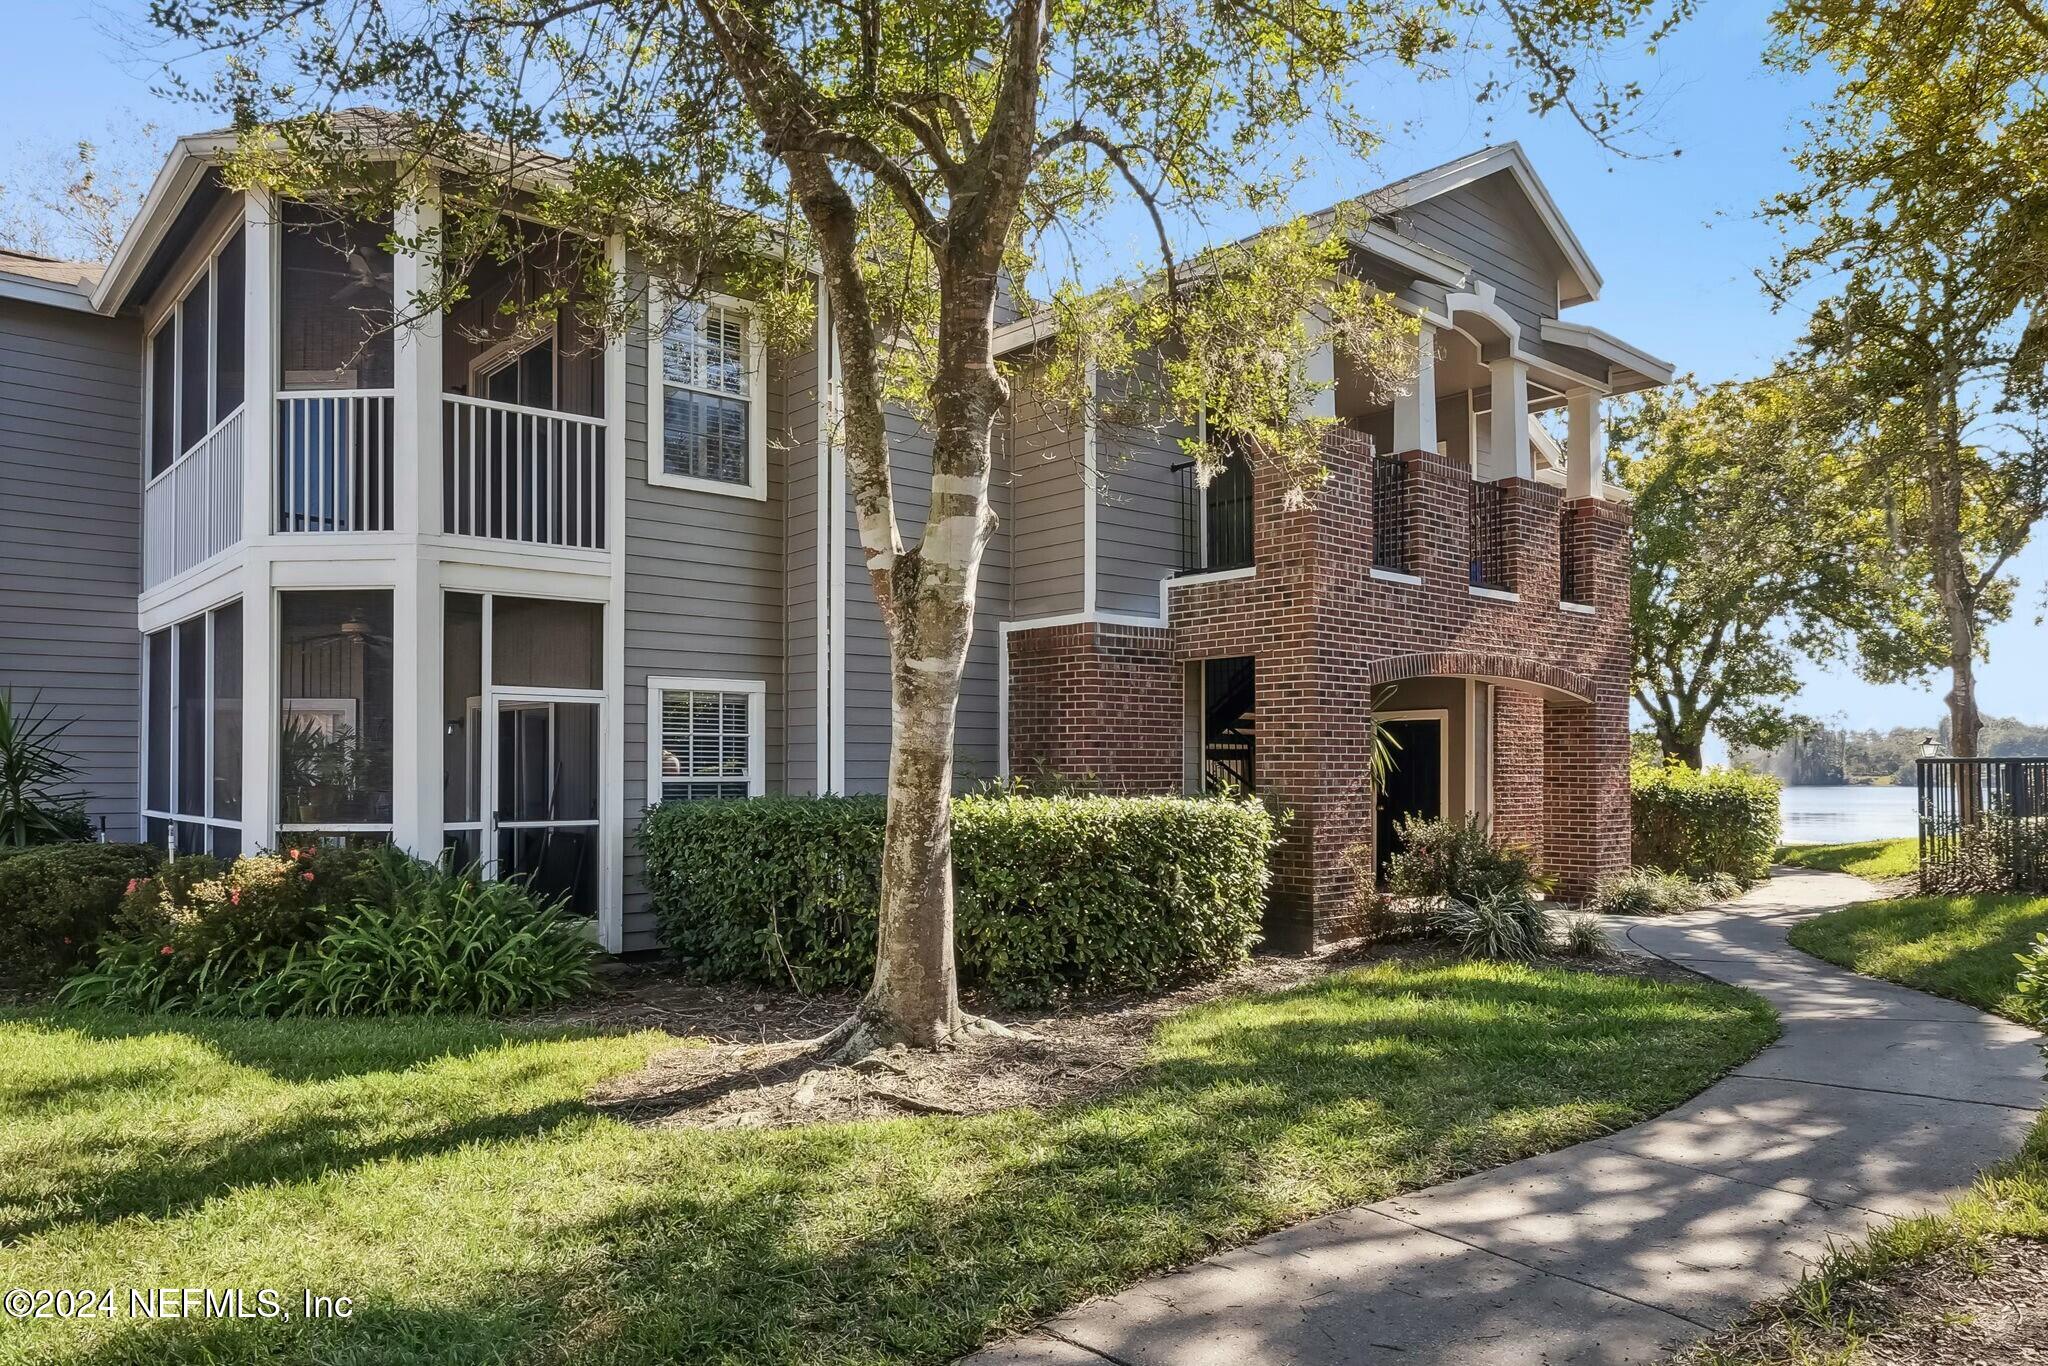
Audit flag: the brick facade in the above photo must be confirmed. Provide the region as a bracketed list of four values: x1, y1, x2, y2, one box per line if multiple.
[1007, 427, 1631, 944]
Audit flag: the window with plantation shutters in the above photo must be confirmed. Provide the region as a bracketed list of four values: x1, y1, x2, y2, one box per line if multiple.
[648, 679, 764, 803]
[649, 291, 766, 498]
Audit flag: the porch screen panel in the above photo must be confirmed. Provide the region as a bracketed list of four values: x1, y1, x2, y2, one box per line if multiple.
[211, 602, 243, 821]
[278, 590, 394, 829]
[179, 283, 211, 446]
[213, 228, 246, 414]
[149, 326, 177, 476]
[279, 203, 394, 388]
[490, 597, 602, 690]
[443, 593, 484, 829]
[174, 618, 207, 817]
[146, 629, 172, 813]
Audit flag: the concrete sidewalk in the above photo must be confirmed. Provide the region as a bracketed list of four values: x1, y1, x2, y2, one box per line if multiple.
[966, 868, 2045, 1365]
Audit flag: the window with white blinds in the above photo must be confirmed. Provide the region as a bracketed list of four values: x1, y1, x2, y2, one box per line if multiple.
[651, 293, 764, 497]
[648, 678, 764, 803]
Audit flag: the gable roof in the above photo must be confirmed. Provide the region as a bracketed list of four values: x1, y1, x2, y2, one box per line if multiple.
[1372, 143, 1603, 306]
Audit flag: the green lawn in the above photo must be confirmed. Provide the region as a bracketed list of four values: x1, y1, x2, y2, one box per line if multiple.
[1787, 892, 2048, 1022]
[1776, 838, 1920, 881]
[0, 961, 1774, 1366]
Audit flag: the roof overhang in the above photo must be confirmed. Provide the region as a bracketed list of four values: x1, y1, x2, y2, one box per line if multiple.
[90, 133, 237, 315]
[1540, 318, 1674, 390]
[1376, 143, 1603, 306]
[0, 268, 96, 313]
[1347, 223, 1469, 290]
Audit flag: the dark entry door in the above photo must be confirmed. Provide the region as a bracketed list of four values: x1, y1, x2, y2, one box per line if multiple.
[1376, 717, 1444, 879]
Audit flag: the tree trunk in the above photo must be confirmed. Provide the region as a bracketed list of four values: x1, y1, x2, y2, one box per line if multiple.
[1941, 596, 1982, 759]
[865, 622, 969, 1046]
[854, 267, 1003, 1049]
[1662, 736, 1704, 769]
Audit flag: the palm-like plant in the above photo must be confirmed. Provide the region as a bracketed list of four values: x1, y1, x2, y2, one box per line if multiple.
[0, 690, 87, 848]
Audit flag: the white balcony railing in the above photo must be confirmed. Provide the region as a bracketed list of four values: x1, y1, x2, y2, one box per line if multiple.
[442, 394, 606, 550]
[142, 405, 244, 590]
[277, 389, 396, 534]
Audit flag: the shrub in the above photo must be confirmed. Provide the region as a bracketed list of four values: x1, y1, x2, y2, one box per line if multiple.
[1427, 889, 1553, 961]
[0, 690, 91, 849]
[271, 860, 595, 1016]
[1631, 761, 1778, 885]
[67, 850, 335, 1012]
[1384, 814, 1544, 903]
[63, 847, 592, 1016]
[1924, 816, 2048, 895]
[1589, 867, 1710, 917]
[640, 793, 1276, 1003]
[2013, 932, 2048, 1027]
[1341, 841, 1422, 942]
[1562, 914, 1611, 957]
[0, 842, 161, 980]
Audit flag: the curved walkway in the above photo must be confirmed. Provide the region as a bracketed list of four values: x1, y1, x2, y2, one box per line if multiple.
[969, 868, 2045, 1365]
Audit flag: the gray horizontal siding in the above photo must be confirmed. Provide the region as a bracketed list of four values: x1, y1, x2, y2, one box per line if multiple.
[1396, 173, 1564, 342]
[838, 407, 1011, 793]
[0, 298, 143, 840]
[619, 279, 795, 953]
[1095, 360, 1192, 615]
[1005, 367, 1087, 619]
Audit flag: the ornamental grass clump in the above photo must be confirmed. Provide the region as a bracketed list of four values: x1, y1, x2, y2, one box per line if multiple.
[1589, 867, 1711, 917]
[279, 860, 595, 1016]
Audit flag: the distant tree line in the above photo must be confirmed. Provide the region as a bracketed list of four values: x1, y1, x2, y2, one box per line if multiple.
[1731, 716, 2048, 786]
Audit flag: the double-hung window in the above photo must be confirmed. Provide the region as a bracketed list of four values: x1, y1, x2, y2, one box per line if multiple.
[646, 677, 765, 804]
[648, 290, 766, 499]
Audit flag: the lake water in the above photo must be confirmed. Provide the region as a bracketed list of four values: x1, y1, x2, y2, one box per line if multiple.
[1779, 784, 1919, 845]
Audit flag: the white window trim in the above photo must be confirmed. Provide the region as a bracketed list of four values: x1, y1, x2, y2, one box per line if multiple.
[645, 675, 767, 807]
[646, 286, 769, 501]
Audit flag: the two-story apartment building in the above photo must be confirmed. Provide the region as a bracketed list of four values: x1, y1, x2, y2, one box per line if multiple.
[0, 131, 1669, 952]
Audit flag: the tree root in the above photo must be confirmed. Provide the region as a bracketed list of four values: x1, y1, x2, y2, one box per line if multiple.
[802, 1007, 1035, 1068]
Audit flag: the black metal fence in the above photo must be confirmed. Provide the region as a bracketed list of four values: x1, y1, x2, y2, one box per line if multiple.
[1373, 454, 1409, 573]
[1917, 757, 2048, 892]
[1469, 481, 1509, 591]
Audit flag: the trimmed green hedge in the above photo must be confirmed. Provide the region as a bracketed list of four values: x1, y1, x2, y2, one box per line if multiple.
[639, 793, 1276, 1002]
[1631, 761, 1779, 886]
[0, 842, 162, 980]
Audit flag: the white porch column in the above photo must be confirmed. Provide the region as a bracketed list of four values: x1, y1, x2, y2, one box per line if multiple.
[239, 190, 279, 855]
[1392, 322, 1437, 454]
[1566, 387, 1606, 500]
[600, 232, 629, 952]
[391, 178, 443, 535]
[1484, 355, 1531, 481]
[1300, 310, 1336, 420]
[390, 178, 443, 858]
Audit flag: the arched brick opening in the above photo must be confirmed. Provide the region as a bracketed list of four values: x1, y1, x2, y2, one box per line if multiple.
[1364, 651, 1594, 705]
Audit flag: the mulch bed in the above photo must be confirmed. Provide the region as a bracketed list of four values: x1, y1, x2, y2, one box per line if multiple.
[543, 936, 1706, 1131]
[1691, 1237, 2048, 1364]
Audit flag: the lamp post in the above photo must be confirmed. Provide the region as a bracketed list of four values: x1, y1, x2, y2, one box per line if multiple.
[1920, 736, 1943, 761]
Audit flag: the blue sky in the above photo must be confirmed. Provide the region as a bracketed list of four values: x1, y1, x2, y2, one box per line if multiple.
[7, 2, 2043, 742]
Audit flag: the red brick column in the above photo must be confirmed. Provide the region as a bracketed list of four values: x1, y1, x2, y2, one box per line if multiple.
[1545, 496, 1633, 900]
[1497, 478, 1563, 604]
[1491, 687, 1546, 857]
[1398, 448, 1469, 587]
[1005, 622, 1180, 793]
[1170, 426, 1379, 946]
